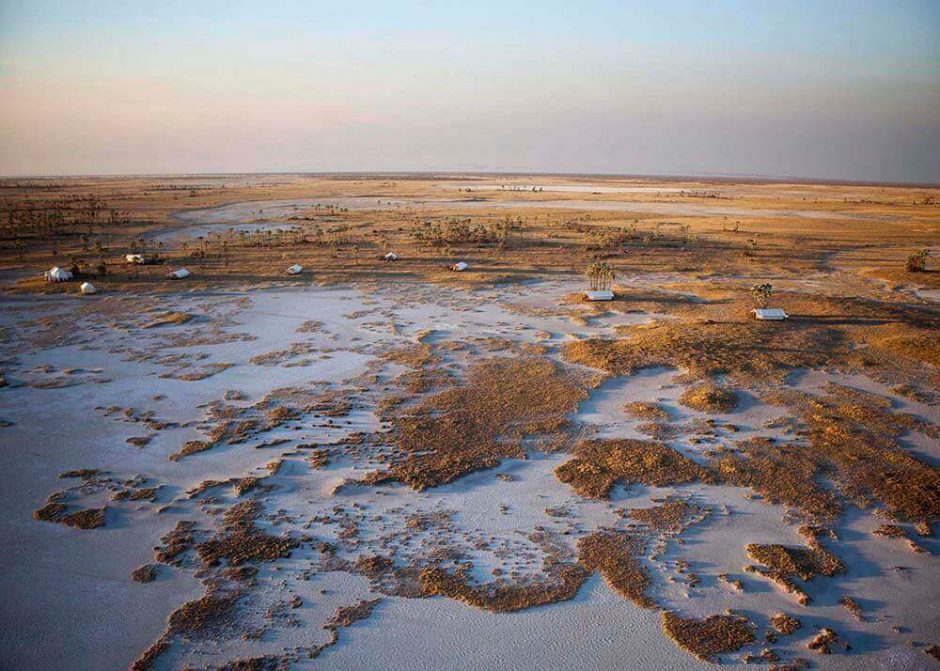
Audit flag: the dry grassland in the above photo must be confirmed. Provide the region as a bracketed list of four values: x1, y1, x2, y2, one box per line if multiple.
[369, 356, 590, 489]
[555, 438, 712, 498]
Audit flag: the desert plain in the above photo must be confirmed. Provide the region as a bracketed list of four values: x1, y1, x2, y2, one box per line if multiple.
[0, 173, 939, 670]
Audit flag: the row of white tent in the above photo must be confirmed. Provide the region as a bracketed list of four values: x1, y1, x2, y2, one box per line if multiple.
[44, 265, 192, 283]
[41, 263, 789, 318]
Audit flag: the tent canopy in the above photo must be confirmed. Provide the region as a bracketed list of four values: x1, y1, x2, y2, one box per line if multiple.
[753, 308, 788, 320]
[45, 266, 73, 281]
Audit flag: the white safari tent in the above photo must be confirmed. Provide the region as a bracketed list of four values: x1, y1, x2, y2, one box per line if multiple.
[125, 254, 146, 264]
[44, 266, 73, 282]
[753, 308, 787, 321]
[287, 264, 303, 275]
[451, 261, 469, 272]
[167, 268, 191, 280]
[585, 290, 614, 301]
[384, 252, 399, 261]
[80, 282, 97, 295]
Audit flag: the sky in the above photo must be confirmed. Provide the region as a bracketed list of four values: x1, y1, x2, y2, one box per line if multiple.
[1, 0, 938, 182]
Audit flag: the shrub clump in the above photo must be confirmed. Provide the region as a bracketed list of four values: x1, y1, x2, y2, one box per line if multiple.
[196, 500, 298, 567]
[679, 383, 738, 413]
[623, 401, 670, 422]
[556, 438, 711, 499]
[770, 612, 802, 636]
[132, 564, 159, 583]
[745, 543, 844, 605]
[33, 503, 106, 529]
[661, 611, 755, 661]
[578, 531, 653, 607]
[419, 564, 586, 612]
[376, 357, 589, 490]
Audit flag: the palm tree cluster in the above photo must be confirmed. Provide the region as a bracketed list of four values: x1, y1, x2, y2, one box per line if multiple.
[587, 261, 614, 291]
[751, 282, 773, 308]
[411, 216, 523, 247]
[2, 195, 126, 241]
[906, 248, 929, 273]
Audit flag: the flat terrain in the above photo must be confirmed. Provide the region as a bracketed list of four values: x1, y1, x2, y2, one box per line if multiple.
[1, 174, 939, 670]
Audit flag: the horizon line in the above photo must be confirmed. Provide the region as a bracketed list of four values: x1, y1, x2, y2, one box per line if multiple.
[1, 169, 938, 190]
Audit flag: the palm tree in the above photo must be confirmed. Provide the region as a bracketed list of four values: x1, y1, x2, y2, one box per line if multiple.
[587, 262, 614, 292]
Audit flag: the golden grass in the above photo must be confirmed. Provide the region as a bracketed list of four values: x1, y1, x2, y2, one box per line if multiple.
[577, 531, 653, 607]
[761, 387, 940, 524]
[169, 440, 212, 461]
[712, 437, 842, 521]
[373, 356, 589, 490]
[745, 543, 844, 605]
[419, 564, 586, 612]
[555, 438, 711, 499]
[141, 311, 193, 328]
[154, 520, 199, 566]
[171, 592, 242, 638]
[807, 627, 840, 654]
[563, 317, 847, 383]
[33, 503, 106, 529]
[326, 598, 382, 628]
[770, 612, 802, 636]
[865, 323, 940, 368]
[628, 498, 705, 534]
[623, 401, 670, 422]
[679, 383, 738, 413]
[872, 524, 926, 553]
[132, 564, 159, 583]
[660, 611, 755, 661]
[840, 596, 864, 622]
[196, 500, 298, 567]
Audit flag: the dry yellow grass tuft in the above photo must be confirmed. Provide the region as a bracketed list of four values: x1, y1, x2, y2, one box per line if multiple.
[419, 564, 586, 612]
[661, 611, 755, 661]
[555, 438, 711, 499]
[196, 500, 298, 567]
[807, 627, 840, 654]
[745, 543, 844, 605]
[761, 387, 940, 524]
[712, 437, 842, 521]
[141, 311, 193, 328]
[578, 531, 654, 607]
[770, 612, 802, 636]
[563, 317, 847, 383]
[628, 497, 706, 534]
[374, 356, 589, 490]
[864, 323, 940, 368]
[623, 401, 670, 422]
[33, 503, 106, 529]
[679, 382, 738, 413]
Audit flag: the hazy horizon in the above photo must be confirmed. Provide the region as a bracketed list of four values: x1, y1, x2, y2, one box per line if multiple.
[2, 1, 938, 183]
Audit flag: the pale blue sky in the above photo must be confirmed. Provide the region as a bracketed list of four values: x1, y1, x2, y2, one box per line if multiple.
[1, 1, 938, 181]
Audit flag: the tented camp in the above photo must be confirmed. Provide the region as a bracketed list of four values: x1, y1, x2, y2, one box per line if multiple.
[79, 282, 97, 295]
[44, 266, 73, 282]
[585, 290, 614, 301]
[287, 264, 303, 275]
[125, 254, 146, 264]
[451, 261, 469, 272]
[384, 252, 399, 261]
[167, 268, 191, 280]
[753, 308, 788, 321]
